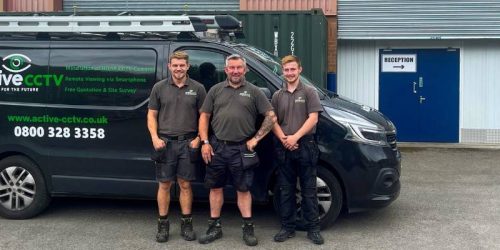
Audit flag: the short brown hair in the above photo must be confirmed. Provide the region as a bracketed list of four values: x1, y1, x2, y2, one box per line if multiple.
[169, 51, 189, 63]
[281, 55, 301, 67]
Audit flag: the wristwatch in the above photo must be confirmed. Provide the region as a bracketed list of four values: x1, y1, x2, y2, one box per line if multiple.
[202, 139, 210, 145]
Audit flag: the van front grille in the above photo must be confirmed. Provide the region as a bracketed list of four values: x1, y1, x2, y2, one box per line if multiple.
[386, 132, 398, 150]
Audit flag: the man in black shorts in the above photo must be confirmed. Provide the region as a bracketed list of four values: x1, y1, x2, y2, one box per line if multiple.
[271, 55, 324, 245]
[198, 54, 276, 246]
[147, 51, 206, 243]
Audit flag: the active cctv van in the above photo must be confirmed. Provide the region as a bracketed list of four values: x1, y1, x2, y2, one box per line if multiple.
[0, 14, 400, 229]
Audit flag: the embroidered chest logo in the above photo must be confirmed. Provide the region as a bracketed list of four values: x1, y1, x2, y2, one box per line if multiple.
[295, 96, 306, 103]
[239, 90, 251, 98]
[185, 89, 197, 96]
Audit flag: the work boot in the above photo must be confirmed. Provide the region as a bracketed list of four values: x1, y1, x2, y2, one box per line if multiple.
[307, 231, 324, 245]
[155, 218, 169, 243]
[180, 216, 197, 241]
[273, 228, 295, 242]
[242, 222, 258, 246]
[198, 218, 222, 244]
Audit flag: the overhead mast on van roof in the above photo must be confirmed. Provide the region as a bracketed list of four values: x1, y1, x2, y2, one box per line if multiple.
[0, 15, 242, 38]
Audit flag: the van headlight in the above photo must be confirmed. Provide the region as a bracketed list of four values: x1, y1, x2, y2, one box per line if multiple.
[324, 106, 388, 146]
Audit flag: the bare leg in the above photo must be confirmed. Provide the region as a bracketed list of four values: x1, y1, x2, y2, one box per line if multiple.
[177, 178, 193, 215]
[236, 191, 252, 218]
[157, 181, 173, 216]
[209, 188, 224, 217]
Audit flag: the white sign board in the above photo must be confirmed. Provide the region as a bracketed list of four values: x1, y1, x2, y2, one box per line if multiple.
[381, 54, 417, 72]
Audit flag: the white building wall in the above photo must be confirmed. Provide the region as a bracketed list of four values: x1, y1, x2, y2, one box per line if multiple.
[461, 40, 500, 143]
[337, 40, 378, 108]
[337, 39, 500, 143]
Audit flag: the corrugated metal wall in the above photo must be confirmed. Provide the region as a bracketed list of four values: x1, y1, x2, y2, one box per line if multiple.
[64, 0, 239, 12]
[338, 0, 500, 40]
[462, 40, 500, 143]
[337, 40, 378, 108]
[240, 0, 337, 16]
[337, 40, 462, 108]
[338, 39, 500, 143]
[4, 0, 62, 12]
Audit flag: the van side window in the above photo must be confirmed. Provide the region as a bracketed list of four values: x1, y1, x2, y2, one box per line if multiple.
[184, 49, 272, 91]
[245, 68, 270, 89]
[184, 49, 226, 91]
[49, 49, 157, 106]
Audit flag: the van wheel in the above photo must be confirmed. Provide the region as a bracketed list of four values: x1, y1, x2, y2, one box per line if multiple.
[273, 165, 342, 230]
[0, 156, 50, 219]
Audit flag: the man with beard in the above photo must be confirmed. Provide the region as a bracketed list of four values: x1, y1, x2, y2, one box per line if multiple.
[271, 55, 324, 245]
[147, 51, 206, 243]
[198, 54, 276, 246]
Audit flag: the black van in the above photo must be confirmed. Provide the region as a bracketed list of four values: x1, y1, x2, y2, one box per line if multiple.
[0, 15, 400, 229]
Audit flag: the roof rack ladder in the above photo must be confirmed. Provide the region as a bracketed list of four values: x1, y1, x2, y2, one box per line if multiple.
[0, 15, 208, 33]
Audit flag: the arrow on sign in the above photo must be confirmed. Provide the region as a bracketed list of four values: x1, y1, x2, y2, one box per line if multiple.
[393, 65, 405, 69]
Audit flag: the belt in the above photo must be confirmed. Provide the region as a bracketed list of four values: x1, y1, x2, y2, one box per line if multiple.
[160, 133, 197, 141]
[216, 138, 247, 146]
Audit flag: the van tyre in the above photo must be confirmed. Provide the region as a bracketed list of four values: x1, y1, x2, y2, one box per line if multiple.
[273, 165, 342, 230]
[0, 156, 51, 219]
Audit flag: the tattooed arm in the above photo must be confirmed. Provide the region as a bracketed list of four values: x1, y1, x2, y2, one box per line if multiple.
[246, 110, 277, 151]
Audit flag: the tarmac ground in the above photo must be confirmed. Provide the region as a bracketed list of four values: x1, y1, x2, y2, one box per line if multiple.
[1, 146, 499, 249]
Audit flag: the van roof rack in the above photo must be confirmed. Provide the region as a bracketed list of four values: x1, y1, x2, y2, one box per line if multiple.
[0, 14, 241, 34]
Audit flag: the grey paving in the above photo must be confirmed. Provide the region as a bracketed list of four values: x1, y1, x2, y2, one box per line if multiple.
[1, 147, 499, 249]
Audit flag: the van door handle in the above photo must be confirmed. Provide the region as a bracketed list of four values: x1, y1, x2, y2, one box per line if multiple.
[419, 96, 426, 104]
[413, 82, 417, 93]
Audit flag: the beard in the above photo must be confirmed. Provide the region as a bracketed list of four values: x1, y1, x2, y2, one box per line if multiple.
[229, 75, 243, 85]
[285, 75, 299, 84]
[172, 71, 186, 81]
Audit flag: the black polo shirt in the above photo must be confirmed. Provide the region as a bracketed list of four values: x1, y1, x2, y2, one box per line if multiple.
[148, 77, 206, 136]
[200, 79, 273, 142]
[271, 82, 322, 135]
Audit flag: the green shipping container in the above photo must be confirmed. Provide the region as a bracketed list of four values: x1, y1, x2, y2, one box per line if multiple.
[179, 9, 328, 88]
[231, 9, 328, 89]
[23, 9, 328, 88]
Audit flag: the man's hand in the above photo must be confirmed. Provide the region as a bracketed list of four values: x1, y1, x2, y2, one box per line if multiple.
[190, 136, 201, 148]
[283, 134, 299, 151]
[246, 137, 259, 152]
[152, 137, 166, 151]
[201, 144, 214, 164]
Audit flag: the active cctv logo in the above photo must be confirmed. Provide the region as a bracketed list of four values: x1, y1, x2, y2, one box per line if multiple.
[0, 53, 63, 89]
[2, 54, 31, 73]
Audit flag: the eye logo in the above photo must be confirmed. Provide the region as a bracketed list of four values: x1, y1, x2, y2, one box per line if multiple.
[2, 54, 32, 73]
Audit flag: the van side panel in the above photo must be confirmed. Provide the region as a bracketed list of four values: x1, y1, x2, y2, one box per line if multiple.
[0, 41, 168, 198]
[46, 46, 161, 197]
[0, 44, 51, 182]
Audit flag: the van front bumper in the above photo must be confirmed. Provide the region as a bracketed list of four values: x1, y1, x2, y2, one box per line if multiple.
[330, 141, 402, 213]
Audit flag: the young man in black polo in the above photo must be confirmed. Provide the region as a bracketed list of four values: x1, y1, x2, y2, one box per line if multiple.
[271, 55, 324, 245]
[147, 51, 206, 243]
[198, 54, 277, 246]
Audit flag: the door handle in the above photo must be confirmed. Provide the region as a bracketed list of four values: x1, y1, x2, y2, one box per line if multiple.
[419, 96, 426, 104]
[413, 82, 417, 93]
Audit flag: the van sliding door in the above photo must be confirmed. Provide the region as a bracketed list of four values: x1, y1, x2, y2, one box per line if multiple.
[46, 46, 162, 197]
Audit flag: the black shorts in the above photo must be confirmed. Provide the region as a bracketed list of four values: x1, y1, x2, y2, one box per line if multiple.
[204, 139, 254, 192]
[155, 138, 198, 182]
